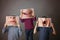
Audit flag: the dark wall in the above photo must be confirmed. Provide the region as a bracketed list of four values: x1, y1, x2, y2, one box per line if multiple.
[0, 0, 60, 40]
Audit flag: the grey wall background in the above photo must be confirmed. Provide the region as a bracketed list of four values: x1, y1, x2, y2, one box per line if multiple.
[0, 0, 60, 40]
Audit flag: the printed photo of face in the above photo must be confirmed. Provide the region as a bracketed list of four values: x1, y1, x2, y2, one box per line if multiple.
[22, 9, 32, 17]
[38, 17, 51, 26]
[9, 16, 16, 22]
[6, 16, 16, 23]
[6, 16, 19, 26]
[22, 9, 32, 15]
[20, 8, 35, 19]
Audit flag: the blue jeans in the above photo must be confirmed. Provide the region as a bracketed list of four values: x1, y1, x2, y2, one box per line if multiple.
[2, 26, 22, 40]
[25, 29, 33, 40]
[37, 27, 52, 40]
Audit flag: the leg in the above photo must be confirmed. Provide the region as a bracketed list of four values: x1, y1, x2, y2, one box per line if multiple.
[29, 29, 33, 40]
[25, 30, 30, 40]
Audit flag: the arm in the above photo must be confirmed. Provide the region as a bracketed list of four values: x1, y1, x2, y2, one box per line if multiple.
[33, 20, 38, 34]
[20, 10, 25, 22]
[4, 22, 7, 28]
[31, 8, 35, 17]
[33, 16, 36, 21]
[17, 21, 22, 36]
[51, 23, 56, 35]
[16, 16, 20, 28]
[2, 22, 7, 34]
[17, 23, 20, 28]
[20, 9, 23, 19]
[30, 8, 35, 17]
[50, 18, 56, 35]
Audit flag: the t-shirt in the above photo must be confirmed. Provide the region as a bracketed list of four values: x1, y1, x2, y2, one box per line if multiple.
[20, 17, 36, 30]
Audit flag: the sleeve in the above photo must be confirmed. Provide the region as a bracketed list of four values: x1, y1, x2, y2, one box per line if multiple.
[2, 27, 5, 34]
[2, 27, 8, 34]
[20, 18, 24, 22]
[18, 27, 22, 37]
[33, 17, 36, 21]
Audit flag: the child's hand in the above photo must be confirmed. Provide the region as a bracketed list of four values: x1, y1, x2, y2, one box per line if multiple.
[52, 31, 56, 35]
[33, 30, 36, 34]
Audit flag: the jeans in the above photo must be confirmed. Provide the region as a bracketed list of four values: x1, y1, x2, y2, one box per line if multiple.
[25, 29, 33, 40]
[37, 27, 52, 40]
[2, 26, 22, 40]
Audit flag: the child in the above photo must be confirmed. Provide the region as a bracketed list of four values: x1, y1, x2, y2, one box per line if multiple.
[2, 16, 22, 40]
[20, 8, 36, 40]
[34, 16, 56, 40]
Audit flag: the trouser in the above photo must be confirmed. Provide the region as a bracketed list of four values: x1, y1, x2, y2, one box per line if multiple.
[37, 27, 52, 40]
[25, 29, 33, 40]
